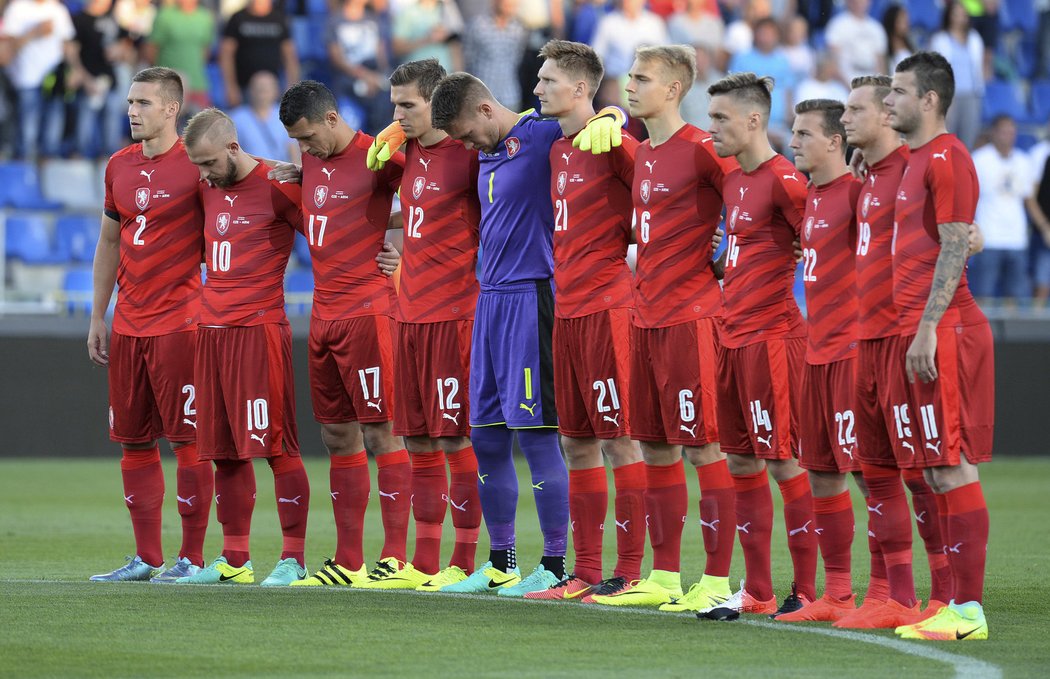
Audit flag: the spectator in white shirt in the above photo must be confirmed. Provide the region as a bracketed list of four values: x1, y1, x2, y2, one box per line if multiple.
[824, 0, 886, 84]
[930, 1, 985, 150]
[591, 0, 669, 79]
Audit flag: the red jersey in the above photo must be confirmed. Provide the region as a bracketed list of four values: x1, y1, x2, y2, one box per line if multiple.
[632, 124, 735, 328]
[855, 145, 908, 340]
[103, 140, 203, 336]
[801, 172, 862, 364]
[200, 162, 302, 326]
[892, 133, 984, 332]
[550, 131, 637, 318]
[301, 131, 404, 321]
[721, 154, 807, 348]
[399, 136, 481, 323]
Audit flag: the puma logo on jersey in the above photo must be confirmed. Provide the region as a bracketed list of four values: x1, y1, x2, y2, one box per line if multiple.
[321, 167, 335, 180]
[933, 149, 948, 161]
[250, 433, 267, 446]
[139, 169, 155, 182]
[680, 424, 697, 437]
[841, 445, 854, 460]
[615, 519, 630, 532]
[757, 434, 772, 449]
[278, 495, 301, 505]
[901, 440, 916, 454]
[418, 158, 431, 171]
[183, 418, 197, 428]
[561, 152, 572, 164]
[925, 441, 942, 455]
[367, 399, 383, 411]
[442, 412, 460, 425]
[812, 197, 821, 210]
[736, 522, 752, 534]
[915, 510, 927, 524]
[739, 186, 748, 200]
[869, 174, 877, 187]
[789, 520, 812, 536]
[176, 495, 196, 507]
[644, 160, 656, 173]
[519, 402, 537, 416]
[224, 195, 237, 207]
[700, 518, 720, 532]
[783, 173, 799, 182]
[379, 490, 400, 500]
[867, 503, 884, 516]
[603, 413, 620, 426]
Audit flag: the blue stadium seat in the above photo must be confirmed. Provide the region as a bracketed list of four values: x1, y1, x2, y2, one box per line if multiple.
[982, 79, 1027, 123]
[293, 231, 311, 266]
[291, 16, 327, 62]
[285, 267, 314, 316]
[0, 162, 63, 209]
[305, 0, 329, 16]
[338, 97, 365, 132]
[4, 213, 60, 263]
[54, 214, 100, 263]
[207, 62, 227, 110]
[1001, 0, 1037, 34]
[1031, 80, 1050, 124]
[62, 267, 94, 315]
[1016, 133, 1039, 151]
[907, 0, 942, 32]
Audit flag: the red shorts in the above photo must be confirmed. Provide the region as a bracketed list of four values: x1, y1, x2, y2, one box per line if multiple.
[108, 330, 196, 444]
[855, 335, 913, 467]
[630, 318, 720, 446]
[309, 315, 396, 424]
[393, 319, 472, 438]
[898, 322, 995, 469]
[554, 308, 631, 439]
[195, 324, 299, 460]
[717, 336, 805, 460]
[798, 358, 861, 473]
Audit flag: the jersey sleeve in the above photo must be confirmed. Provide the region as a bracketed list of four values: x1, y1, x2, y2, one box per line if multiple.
[379, 151, 405, 193]
[103, 158, 116, 214]
[611, 135, 638, 188]
[928, 146, 979, 225]
[773, 174, 808, 234]
[694, 143, 730, 201]
[271, 180, 304, 233]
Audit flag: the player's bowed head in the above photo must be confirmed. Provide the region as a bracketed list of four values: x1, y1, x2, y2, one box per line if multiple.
[184, 108, 252, 189]
[429, 72, 518, 154]
[279, 80, 356, 163]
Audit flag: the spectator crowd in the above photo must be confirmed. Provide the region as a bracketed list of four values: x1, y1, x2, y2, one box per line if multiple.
[2, 0, 1050, 304]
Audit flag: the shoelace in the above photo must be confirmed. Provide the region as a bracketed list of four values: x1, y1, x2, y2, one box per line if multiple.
[368, 561, 397, 580]
[553, 574, 579, 589]
[593, 577, 627, 595]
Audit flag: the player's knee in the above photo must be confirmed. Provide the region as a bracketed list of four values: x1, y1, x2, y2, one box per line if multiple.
[437, 436, 471, 455]
[766, 457, 803, 483]
[851, 470, 870, 497]
[602, 436, 642, 467]
[684, 442, 722, 468]
[321, 422, 363, 455]
[561, 435, 601, 469]
[809, 470, 847, 498]
[362, 421, 400, 454]
[727, 453, 764, 476]
[639, 441, 681, 466]
[405, 435, 437, 454]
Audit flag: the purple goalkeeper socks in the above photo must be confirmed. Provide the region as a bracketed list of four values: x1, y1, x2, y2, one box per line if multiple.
[517, 429, 569, 557]
[471, 426, 518, 550]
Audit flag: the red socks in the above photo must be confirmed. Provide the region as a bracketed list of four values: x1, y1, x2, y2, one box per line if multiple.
[778, 473, 818, 601]
[813, 489, 854, 600]
[410, 451, 448, 575]
[120, 446, 164, 567]
[902, 468, 953, 603]
[696, 459, 736, 578]
[860, 463, 916, 607]
[732, 470, 774, 601]
[269, 455, 310, 566]
[330, 451, 369, 570]
[446, 447, 481, 572]
[612, 461, 646, 582]
[865, 511, 889, 603]
[174, 443, 212, 567]
[376, 449, 411, 562]
[943, 482, 989, 604]
[569, 466, 607, 585]
[214, 459, 256, 567]
[645, 460, 688, 573]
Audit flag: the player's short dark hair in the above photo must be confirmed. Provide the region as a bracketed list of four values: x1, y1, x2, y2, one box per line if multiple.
[430, 72, 493, 132]
[132, 67, 183, 108]
[279, 80, 339, 126]
[390, 59, 447, 102]
[538, 39, 604, 97]
[850, 74, 892, 107]
[707, 72, 774, 118]
[794, 98, 847, 145]
[635, 45, 697, 99]
[895, 51, 955, 117]
[184, 107, 236, 149]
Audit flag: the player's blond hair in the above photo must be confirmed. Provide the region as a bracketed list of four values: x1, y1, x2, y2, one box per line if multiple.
[850, 75, 892, 109]
[707, 72, 774, 120]
[635, 45, 697, 99]
[183, 108, 237, 149]
[538, 40, 604, 97]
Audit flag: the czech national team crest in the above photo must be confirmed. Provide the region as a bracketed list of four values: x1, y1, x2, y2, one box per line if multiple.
[314, 185, 328, 208]
[216, 212, 230, 236]
[413, 176, 426, 199]
[640, 179, 651, 204]
[805, 216, 815, 240]
[505, 137, 521, 158]
[557, 171, 567, 195]
[729, 205, 740, 231]
[862, 193, 872, 218]
[134, 187, 150, 210]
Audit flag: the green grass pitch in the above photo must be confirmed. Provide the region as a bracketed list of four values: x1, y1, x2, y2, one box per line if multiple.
[1, 456, 1047, 677]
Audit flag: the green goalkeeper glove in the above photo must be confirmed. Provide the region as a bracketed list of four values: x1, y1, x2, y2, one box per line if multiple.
[366, 121, 407, 171]
[573, 106, 625, 155]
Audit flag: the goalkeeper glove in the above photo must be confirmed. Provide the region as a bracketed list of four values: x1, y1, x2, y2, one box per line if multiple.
[366, 121, 407, 171]
[573, 106, 625, 155]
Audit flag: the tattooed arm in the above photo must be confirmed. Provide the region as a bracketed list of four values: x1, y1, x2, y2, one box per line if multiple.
[905, 221, 970, 384]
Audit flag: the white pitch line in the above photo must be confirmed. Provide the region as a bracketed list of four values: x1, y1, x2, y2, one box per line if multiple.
[2, 580, 1003, 678]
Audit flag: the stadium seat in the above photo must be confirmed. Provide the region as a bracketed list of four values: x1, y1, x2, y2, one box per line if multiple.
[54, 214, 100, 263]
[1016, 132, 1039, 151]
[0, 162, 62, 209]
[4, 213, 60, 263]
[293, 231, 311, 266]
[906, 0, 942, 32]
[62, 267, 94, 315]
[1031, 80, 1050, 123]
[285, 267, 314, 316]
[207, 62, 227, 110]
[41, 159, 102, 210]
[291, 16, 327, 62]
[337, 97, 365, 133]
[305, 0, 328, 16]
[981, 79, 1027, 123]
[1001, 0, 1037, 34]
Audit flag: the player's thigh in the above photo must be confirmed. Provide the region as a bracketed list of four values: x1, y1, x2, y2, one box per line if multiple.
[314, 315, 396, 425]
[107, 331, 162, 444]
[490, 283, 557, 429]
[144, 330, 198, 443]
[799, 360, 860, 474]
[651, 319, 719, 447]
[715, 342, 753, 456]
[194, 327, 236, 459]
[628, 325, 667, 443]
[393, 321, 428, 437]
[558, 309, 631, 439]
[855, 339, 901, 467]
[415, 319, 472, 438]
[308, 318, 358, 424]
[738, 338, 803, 460]
[554, 316, 594, 438]
[469, 293, 505, 427]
